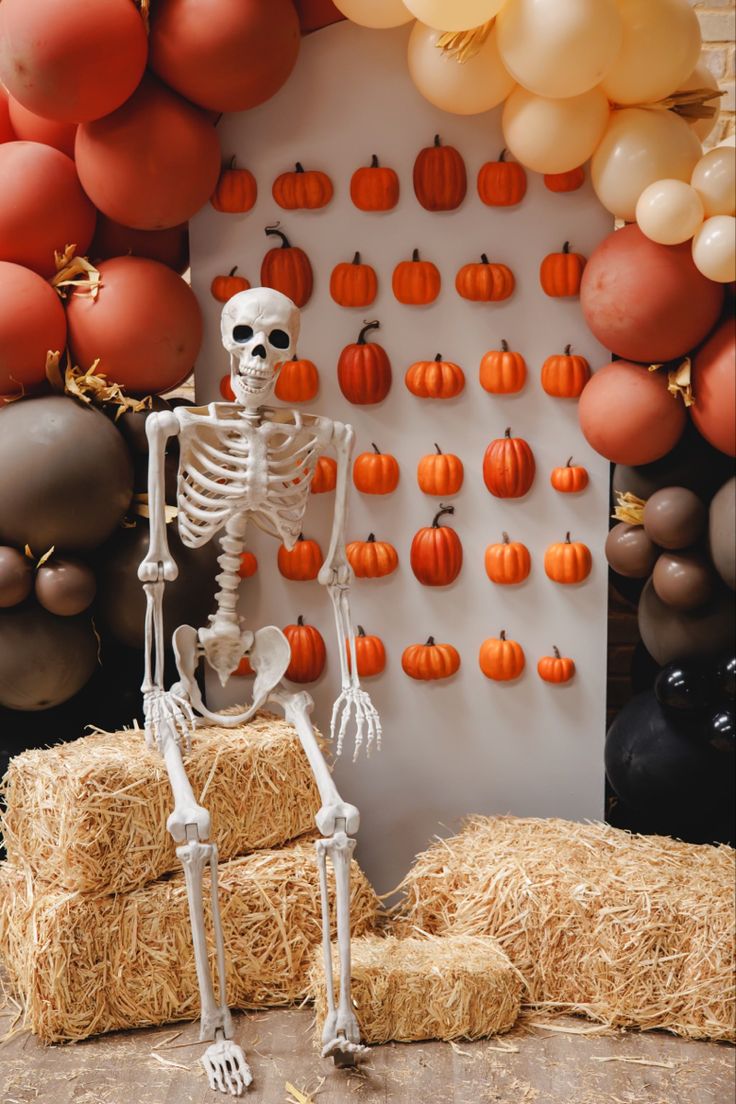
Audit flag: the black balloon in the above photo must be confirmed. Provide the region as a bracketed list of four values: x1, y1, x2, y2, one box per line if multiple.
[714, 655, 736, 701]
[654, 664, 713, 715]
[0, 603, 98, 710]
[708, 709, 735, 754]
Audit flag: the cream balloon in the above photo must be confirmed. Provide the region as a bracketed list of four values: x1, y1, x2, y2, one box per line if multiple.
[717, 135, 736, 149]
[591, 108, 702, 221]
[502, 86, 610, 174]
[635, 179, 704, 245]
[601, 0, 701, 106]
[408, 20, 514, 114]
[402, 0, 506, 33]
[691, 147, 736, 218]
[692, 215, 736, 283]
[496, 0, 622, 100]
[332, 0, 413, 28]
[676, 61, 721, 143]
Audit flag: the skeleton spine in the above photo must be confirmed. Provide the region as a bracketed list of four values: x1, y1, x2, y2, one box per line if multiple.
[210, 515, 248, 628]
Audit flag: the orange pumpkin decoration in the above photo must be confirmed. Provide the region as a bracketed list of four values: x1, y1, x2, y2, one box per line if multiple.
[483, 428, 535, 499]
[274, 355, 319, 403]
[236, 654, 254, 676]
[277, 534, 324, 581]
[538, 645, 576, 683]
[353, 443, 400, 495]
[350, 154, 399, 212]
[405, 353, 465, 400]
[540, 241, 586, 298]
[260, 224, 313, 308]
[337, 320, 392, 405]
[484, 533, 531, 585]
[544, 533, 592, 585]
[413, 134, 467, 212]
[544, 167, 585, 193]
[219, 374, 235, 401]
[479, 630, 525, 681]
[392, 248, 441, 306]
[477, 149, 527, 208]
[410, 504, 463, 587]
[272, 162, 333, 210]
[550, 458, 589, 494]
[210, 157, 257, 213]
[346, 533, 399, 578]
[210, 266, 250, 303]
[541, 346, 591, 398]
[417, 444, 464, 496]
[455, 254, 515, 303]
[283, 615, 327, 683]
[238, 550, 258, 578]
[330, 251, 378, 309]
[479, 340, 527, 395]
[402, 637, 461, 681]
[311, 456, 337, 494]
[347, 625, 386, 678]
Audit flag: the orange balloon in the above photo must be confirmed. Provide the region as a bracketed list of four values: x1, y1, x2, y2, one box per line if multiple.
[0, 84, 15, 143]
[7, 96, 76, 157]
[0, 261, 67, 393]
[691, 320, 735, 457]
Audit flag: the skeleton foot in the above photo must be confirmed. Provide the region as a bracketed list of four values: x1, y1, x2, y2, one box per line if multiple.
[201, 1038, 253, 1096]
[321, 1011, 370, 1066]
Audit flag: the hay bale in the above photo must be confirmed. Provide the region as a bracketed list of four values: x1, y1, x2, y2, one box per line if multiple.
[393, 816, 736, 1043]
[1, 712, 324, 895]
[309, 933, 521, 1044]
[0, 839, 379, 1043]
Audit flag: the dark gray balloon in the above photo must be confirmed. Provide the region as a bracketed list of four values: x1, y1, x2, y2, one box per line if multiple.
[605, 523, 659, 578]
[643, 486, 706, 550]
[709, 477, 735, 591]
[0, 546, 33, 607]
[651, 551, 716, 610]
[638, 577, 735, 666]
[612, 426, 733, 503]
[0, 603, 98, 710]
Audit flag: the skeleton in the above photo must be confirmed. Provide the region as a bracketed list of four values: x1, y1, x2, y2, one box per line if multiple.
[137, 288, 381, 1096]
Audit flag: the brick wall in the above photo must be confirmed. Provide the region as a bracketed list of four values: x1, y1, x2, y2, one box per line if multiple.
[691, 0, 736, 142]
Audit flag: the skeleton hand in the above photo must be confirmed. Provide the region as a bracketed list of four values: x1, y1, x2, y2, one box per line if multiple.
[331, 685, 382, 761]
[143, 684, 194, 753]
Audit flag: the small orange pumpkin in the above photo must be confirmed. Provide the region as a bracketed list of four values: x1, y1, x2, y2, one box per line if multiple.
[238, 550, 258, 579]
[210, 266, 250, 302]
[538, 645, 576, 683]
[402, 637, 461, 681]
[236, 654, 254, 676]
[277, 534, 323, 581]
[410, 504, 463, 587]
[353, 443, 399, 495]
[311, 456, 337, 494]
[210, 157, 257, 213]
[544, 167, 585, 193]
[347, 625, 386, 678]
[484, 533, 531, 585]
[275, 355, 319, 403]
[330, 251, 378, 308]
[417, 444, 464, 496]
[483, 428, 535, 499]
[219, 374, 235, 401]
[350, 154, 399, 212]
[260, 224, 313, 308]
[479, 630, 525, 681]
[544, 533, 592, 585]
[479, 340, 527, 395]
[477, 149, 527, 208]
[413, 134, 467, 212]
[283, 615, 327, 683]
[346, 533, 399, 578]
[540, 241, 586, 298]
[455, 254, 515, 303]
[392, 248, 441, 306]
[541, 346, 591, 398]
[337, 320, 392, 405]
[272, 162, 333, 210]
[550, 458, 589, 494]
[405, 353, 465, 399]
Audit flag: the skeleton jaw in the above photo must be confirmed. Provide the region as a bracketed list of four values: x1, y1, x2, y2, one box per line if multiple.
[231, 355, 279, 406]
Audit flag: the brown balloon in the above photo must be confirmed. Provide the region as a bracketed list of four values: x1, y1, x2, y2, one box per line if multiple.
[605, 523, 659, 579]
[0, 546, 33, 607]
[638, 577, 735, 666]
[0, 603, 98, 710]
[642, 486, 706, 550]
[709, 476, 735, 592]
[652, 550, 716, 610]
[35, 558, 97, 616]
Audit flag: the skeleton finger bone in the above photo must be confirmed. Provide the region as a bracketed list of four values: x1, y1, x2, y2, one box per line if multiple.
[201, 1039, 253, 1096]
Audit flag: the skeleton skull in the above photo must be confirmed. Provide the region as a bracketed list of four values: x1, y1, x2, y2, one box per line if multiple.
[221, 288, 300, 407]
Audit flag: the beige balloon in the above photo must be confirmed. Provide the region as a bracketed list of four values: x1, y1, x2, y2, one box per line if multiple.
[718, 135, 736, 149]
[691, 215, 736, 283]
[332, 0, 413, 27]
[403, 0, 505, 33]
[691, 147, 736, 218]
[601, 0, 701, 106]
[502, 86, 610, 174]
[677, 61, 721, 143]
[496, 0, 622, 100]
[591, 108, 702, 221]
[635, 179, 704, 245]
[408, 20, 515, 114]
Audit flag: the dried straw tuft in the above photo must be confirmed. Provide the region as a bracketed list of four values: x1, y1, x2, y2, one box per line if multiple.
[309, 933, 521, 1044]
[393, 816, 735, 1042]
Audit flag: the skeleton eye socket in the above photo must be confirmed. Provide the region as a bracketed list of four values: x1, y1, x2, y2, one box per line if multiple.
[233, 325, 254, 343]
[268, 329, 290, 350]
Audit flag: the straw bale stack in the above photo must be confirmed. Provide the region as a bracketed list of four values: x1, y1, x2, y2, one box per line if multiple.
[393, 815, 736, 1042]
[309, 934, 521, 1044]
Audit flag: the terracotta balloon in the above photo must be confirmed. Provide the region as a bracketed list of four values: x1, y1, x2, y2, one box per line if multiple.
[0, 142, 96, 277]
[691, 147, 735, 218]
[643, 486, 706, 549]
[502, 86, 610, 175]
[709, 477, 736, 590]
[333, 0, 412, 26]
[600, 0, 701, 106]
[638, 577, 735, 666]
[0, 261, 67, 394]
[149, 0, 300, 113]
[75, 76, 221, 231]
[0, 547, 32, 608]
[408, 20, 514, 115]
[691, 320, 736, 457]
[0, 84, 13, 143]
[605, 523, 659, 579]
[0, 603, 98, 710]
[7, 97, 76, 157]
[66, 257, 202, 397]
[403, 0, 505, 32]
[580, 225, 724, 364]
[35, 558, 97, 616]
[635, 180, 704, 246]
[652, 550, 715, 611]
[89, 216, 189, 275]
[578, 361, 687, 465]
[691, 216, 736, 284]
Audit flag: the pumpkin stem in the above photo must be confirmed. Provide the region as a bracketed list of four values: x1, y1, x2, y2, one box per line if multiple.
[566, 456, 574, 467]
[367, 533, 376, 543]
[434, 443, 442, 454]
[502, 532, 510, 544]
[553, 645, 561, 658]
[565, 532, 571, 543]
[228, 266, 238, 277]
[358, 320, 380, 344]
[358, 625, 366, 637]
[434, 353, 443, 362]
[433, 134, 441, 147]
[500, 630, 507, 641]
[370, 154, 379, 167]
[564, 344, 572, 355]
[297, 533, 304, 542]
[295, 162, 305, 173]
[499, 148, 507, 162]
[504, 427, 512, 438]
[265, 224, 291, 248]
[500, 339, 509, 352]
[480, 253, 490, 264]
[226, 155, 236, 170]
[425, 636, 435, 646]
[352, 251, 361, 265]
[297, 614, 305, 625]
[412, 248, 420, 262]
[371, 442, 381, 453]
[432, 503, 454, 527]
[562, 241, 571, 253]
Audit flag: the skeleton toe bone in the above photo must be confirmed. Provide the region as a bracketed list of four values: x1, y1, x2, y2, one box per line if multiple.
[201, 1038, 253, 1096]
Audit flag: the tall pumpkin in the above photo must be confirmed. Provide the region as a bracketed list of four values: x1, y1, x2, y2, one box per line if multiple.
[311, 455, 337, 494]
[413, 134, 467, 212]
[329, 251, 378, 308]
[392, 248, 441, 306]
[283, 615, 327, 683]
[350, 154, 399, 212]
[337, 320, 392, 405]
[455, 254, 514, 302]
[410, 504, 463, 586]
[483, 428, 535, 499]
[260, 224, 313, 307]
[347, 625, 386, 678]
[274, 355, 319, 403]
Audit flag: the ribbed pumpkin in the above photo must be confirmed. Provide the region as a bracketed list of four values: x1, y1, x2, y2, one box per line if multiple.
[477, 150, 527, 208]
[330, 252, 378, 308]
[346, 534, 398, 578]
[350, 154, 399, 212]
[347, 625, 386, 678]
[283, 615, 327, 683]
[392, 248, 441, 306]
[540, 242, 586, 298]
[413, 134, 467, 212]
[550, 459, 589, 494]
[417, 444, 464, 496]
[219, 374, 235, 400]
[405, 353, 465, 399]
[479, 630, 525, 681]
[479, 340, 527, 394]
[274, 355, 319, 403]
[538, 646, 576, 683]
[260, 225, 313, 308]
[544, 533, 592, 585]
[311, 456, 337, 494]
[402, 637, 460, 681]
[277, 534, 323, 581]
[236, 654, 254, 676]
[337, 320, 392, 405]
[238, 550, 258, 579]
[210, 157, 257, 213]
[541, 346, 591, 398]
[484, 533, 531, 585]
[455, 254, 515, 303]
[483, 429, 535, 499]
[410, 504, 463, 587]
[272, 163, 333, 210]
[544, 167, 585, 193]
[210, 266, 250, 302]
[353, 443, 399, 495]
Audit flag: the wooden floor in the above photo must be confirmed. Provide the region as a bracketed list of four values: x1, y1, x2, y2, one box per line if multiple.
[1, 1001, 733, 1104]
